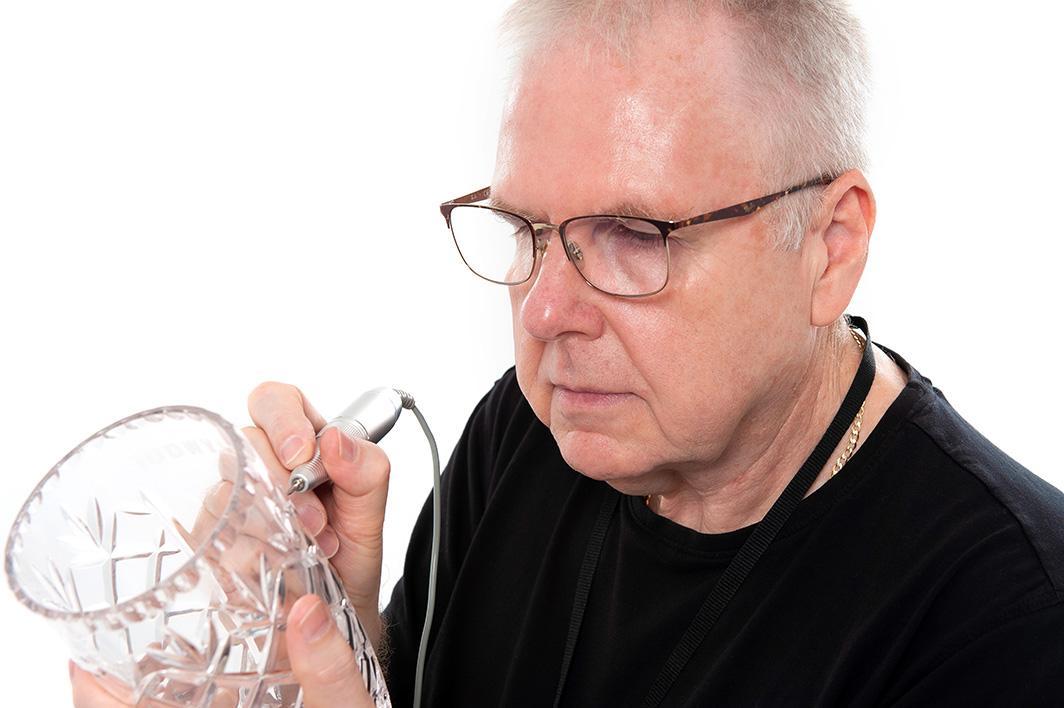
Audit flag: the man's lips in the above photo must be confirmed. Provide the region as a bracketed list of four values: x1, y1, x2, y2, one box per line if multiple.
[553, 383, 632, 408]
[552, 382, 625, 395]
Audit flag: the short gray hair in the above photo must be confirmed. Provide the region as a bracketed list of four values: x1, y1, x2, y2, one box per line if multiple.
[500, 0, 872, 252]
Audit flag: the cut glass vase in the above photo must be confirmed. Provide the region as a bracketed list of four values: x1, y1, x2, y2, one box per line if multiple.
[5, 405, 391, 707]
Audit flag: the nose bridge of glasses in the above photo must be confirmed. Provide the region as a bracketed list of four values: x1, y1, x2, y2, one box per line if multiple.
[530, 222, 573, 262]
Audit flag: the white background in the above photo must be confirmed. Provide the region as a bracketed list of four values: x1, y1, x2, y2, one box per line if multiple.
[1, 1, 1061, 703]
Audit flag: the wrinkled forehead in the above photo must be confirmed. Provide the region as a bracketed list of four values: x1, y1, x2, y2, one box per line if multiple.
[492, 10, 765, 222]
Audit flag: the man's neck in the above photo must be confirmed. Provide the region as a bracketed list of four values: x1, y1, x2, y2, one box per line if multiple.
[647, 333, 879, 534]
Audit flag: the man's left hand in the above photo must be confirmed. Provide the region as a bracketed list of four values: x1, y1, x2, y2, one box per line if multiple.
[287, 593, 377, 708]
[70, 592, 376, 708]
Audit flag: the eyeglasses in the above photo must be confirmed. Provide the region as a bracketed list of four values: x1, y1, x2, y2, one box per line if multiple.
[439, 174, 836, 298]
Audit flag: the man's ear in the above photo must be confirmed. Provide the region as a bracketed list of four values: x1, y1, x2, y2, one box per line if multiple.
[806, 170, 876, 327]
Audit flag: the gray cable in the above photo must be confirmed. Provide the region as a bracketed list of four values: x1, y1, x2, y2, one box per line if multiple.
[407, 402, 440, 708]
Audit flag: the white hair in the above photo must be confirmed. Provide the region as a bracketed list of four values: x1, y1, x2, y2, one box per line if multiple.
[499, 0, 872, 253]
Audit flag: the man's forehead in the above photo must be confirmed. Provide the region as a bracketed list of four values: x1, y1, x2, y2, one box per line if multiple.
[491, 10, 760, 224]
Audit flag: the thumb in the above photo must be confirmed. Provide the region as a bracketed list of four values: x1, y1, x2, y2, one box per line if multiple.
[287, 594, 375, 708]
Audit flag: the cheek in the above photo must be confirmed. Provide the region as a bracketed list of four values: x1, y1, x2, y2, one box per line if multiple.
[628, 285, 761, 447]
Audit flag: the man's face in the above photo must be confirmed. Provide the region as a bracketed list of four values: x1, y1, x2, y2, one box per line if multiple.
[493, 12, 822, 493]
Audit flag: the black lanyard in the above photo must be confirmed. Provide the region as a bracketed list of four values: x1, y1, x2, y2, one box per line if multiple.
[553, 315, 877, 707]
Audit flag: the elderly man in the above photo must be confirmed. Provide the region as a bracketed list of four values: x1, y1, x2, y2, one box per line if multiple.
[72, 1, 1064, 706]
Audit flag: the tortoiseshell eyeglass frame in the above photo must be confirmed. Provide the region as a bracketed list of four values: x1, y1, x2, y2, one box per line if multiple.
[439, 173, 837, 298]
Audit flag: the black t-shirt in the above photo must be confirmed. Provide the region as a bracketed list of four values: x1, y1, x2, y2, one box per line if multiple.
[381, 337, 1064, 707]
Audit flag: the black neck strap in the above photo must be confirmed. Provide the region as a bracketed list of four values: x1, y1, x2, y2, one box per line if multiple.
[553, 315, 877, 708]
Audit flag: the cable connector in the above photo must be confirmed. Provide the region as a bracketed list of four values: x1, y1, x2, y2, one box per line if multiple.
[395, 388, 416, 409]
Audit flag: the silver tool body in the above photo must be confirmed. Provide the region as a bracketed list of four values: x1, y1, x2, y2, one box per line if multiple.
[286, 387, 410, 495]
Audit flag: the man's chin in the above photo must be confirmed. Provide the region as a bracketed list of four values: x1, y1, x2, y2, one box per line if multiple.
[552, 428, 647, 482]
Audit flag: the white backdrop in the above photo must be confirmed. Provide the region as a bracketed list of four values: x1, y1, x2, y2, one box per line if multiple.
[1, 1, 1061, 702]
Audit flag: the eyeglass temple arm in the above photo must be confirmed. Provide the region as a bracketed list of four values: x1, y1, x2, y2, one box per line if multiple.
[674, 174, 836, 230]
[444, 187, 491, 206]
[441, 174, 834, 225]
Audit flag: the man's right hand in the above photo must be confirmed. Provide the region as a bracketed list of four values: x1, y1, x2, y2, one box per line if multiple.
[245, 380, 392, 650]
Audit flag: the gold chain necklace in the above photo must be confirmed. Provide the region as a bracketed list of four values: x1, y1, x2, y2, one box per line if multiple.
[830, 327, 867, 477]
[645, 328, 869, 509]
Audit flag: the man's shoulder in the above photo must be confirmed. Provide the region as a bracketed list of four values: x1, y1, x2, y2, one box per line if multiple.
[877, 342, 1064, 594]
[854, 344, 1064, 695]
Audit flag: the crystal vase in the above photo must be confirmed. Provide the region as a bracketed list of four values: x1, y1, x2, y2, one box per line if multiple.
[5, 405, 391, 707]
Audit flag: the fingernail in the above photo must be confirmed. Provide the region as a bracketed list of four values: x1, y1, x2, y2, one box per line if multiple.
[338, 429, 358, 463]
[299, 598, 332, 643]
[281, 435, 307, 467]
[295, 504, 325, 535]
[316, 526, 340, 558]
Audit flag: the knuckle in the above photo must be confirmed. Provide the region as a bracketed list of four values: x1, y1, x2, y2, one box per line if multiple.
[241, 426, 270, 451]
[362, 441, 392, 476]
[248, 380, 287, 405]
[248, 382, 310, 432]
[323, 438, 392, 491]
[241, 424, 264, 440]
[241, 426, 285, 470]
[272, 410, 311, 439]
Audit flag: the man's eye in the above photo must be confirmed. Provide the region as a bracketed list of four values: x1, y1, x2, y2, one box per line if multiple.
[595, 219, 660, 246]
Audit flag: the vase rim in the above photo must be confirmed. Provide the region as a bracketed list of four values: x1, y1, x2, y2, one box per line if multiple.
[4, 404, 251, 625]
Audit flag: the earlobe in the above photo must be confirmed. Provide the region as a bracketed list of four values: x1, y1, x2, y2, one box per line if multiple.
[809, 173, 875, 328]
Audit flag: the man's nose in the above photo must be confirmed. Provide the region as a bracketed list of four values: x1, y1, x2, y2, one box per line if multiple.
[517, 226, 604, 342]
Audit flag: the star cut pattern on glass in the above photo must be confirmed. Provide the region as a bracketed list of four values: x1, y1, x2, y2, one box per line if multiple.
[7, 406, 391, 707]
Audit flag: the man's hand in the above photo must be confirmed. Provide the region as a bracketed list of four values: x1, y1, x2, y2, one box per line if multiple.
[71, 598, 376, 707]
[286, 593, 378, 707]
[246, 381, 392, 649]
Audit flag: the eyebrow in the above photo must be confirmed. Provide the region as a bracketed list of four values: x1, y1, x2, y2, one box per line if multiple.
[486, 196, 535, 219]
[488, 196, 680, 223]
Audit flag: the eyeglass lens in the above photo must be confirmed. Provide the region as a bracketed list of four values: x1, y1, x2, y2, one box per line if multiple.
[448, 206, 667, 296]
